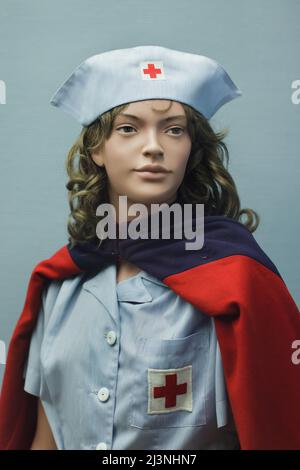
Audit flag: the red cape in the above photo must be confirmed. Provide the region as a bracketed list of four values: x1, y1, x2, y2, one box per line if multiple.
[0, 217, 299, 449]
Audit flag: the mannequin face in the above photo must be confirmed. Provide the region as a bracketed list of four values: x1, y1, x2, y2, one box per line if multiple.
[91, 99, 192, 220]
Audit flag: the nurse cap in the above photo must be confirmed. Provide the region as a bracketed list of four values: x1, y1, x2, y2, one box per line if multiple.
[50, 45, 242, 127]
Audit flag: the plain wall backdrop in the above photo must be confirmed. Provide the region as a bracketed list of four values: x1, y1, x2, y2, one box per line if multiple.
[0, 0, 299, 388]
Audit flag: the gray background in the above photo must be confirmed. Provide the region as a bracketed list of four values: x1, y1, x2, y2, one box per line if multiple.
[0, 0, 299, 387]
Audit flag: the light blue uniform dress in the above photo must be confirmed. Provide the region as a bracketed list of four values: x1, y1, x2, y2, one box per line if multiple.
[23, 263, 240, 450]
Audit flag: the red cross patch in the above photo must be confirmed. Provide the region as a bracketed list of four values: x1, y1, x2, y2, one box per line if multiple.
[148, 365, 192, 414]
[140, 61, 165, 80]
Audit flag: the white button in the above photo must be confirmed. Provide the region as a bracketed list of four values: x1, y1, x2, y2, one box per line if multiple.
[97, 387, 110, 402]
[96, 441, 107, 450]
[106, 330, 117, 346]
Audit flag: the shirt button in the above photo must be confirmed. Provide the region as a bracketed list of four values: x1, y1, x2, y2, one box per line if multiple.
[96, 442, 107, 450]
[106, 330, 117, 346]
[97, 387, 110, 402]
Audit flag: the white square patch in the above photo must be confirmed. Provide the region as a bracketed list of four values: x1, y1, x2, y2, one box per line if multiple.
[148, 365, 192, 414]
[140, 61, 165, 80]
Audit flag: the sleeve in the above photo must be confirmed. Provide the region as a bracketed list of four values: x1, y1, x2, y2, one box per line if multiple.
[22, 288, 47, 397]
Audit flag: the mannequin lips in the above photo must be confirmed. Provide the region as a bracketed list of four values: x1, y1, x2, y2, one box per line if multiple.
[134, 165, 170, 180]
[134, 170, 168, 179]
[135, 164, 169, 173]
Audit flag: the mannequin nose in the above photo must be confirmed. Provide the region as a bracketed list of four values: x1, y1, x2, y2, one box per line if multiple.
[142, 131, 164, 157]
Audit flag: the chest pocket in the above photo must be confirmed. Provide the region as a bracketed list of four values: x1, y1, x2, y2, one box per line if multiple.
[128, 327, 210, 430]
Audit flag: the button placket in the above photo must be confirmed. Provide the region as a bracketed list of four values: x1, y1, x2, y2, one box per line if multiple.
[96, 326, 119, 449]
[97, 387, 110, 402]
[96, 441, 108, 450]
[106, 330, 117, 346]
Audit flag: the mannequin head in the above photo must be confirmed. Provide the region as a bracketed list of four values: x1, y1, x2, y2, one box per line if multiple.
[90, 100, 192, 219]
[66, 99, 259, 246]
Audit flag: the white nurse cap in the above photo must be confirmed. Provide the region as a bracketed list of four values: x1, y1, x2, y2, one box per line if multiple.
[50, 45, 242, 127]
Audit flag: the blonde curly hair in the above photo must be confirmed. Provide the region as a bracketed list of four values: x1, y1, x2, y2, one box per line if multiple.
[65, 100, 259, 248]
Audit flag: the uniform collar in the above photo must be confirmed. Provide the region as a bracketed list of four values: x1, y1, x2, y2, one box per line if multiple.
[139, 270, 167, 287]
[116, 269, 168, 302]
[116, 272, 152, 303]
[82, 264, 168, 321]
[82, 263, 119, 325]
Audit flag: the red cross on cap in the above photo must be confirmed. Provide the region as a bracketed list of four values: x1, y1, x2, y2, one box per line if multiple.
[143, 63, 162, 79]
[140, 61, 165, 80]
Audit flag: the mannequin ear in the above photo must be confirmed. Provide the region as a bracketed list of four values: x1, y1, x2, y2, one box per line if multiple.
[91, 149, 105, 168]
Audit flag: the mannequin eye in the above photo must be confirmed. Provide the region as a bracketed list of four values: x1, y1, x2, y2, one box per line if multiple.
[167, 127, 185, 135]
[116, 125, 136, 133]
[116, 125, 185, 135]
